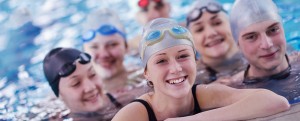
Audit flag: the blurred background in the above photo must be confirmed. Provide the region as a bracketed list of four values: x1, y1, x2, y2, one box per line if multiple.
[0, 0, 299, 120]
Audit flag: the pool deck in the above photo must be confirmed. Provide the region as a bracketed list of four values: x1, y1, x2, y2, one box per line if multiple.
[250, 103, 300, 121]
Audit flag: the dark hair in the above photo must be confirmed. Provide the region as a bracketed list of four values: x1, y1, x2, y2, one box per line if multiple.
[43, 47, 82, 97]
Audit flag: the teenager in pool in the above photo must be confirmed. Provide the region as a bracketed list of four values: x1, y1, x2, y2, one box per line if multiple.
[111, 18, 290, 121]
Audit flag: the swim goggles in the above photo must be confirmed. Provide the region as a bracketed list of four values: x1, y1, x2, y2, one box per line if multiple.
[81, 24, 126, 43]
[187, 2, 224, 26]
[57, 53, 91, 78]
[141, 26, 192, 59]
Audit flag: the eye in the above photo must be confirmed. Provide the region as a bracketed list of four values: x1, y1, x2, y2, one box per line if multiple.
[267, 26, 280, 36]
[71, 80, 81, 87]
[156, 59, 167, 64]
[194, 27, 204, 33]
[178, 54, 190, 59]
[243, 33, 258, 42]
[90, 45, 98, 49]
[107, 41, 119, 48]
[212, 19, 222, 26]
[89, 73, 96, 79]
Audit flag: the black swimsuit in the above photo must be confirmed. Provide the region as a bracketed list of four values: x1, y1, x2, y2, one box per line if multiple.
[106, 93, 122, 108]
[132, 85, 202, 121]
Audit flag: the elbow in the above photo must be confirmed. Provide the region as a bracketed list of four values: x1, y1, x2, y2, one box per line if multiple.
[261, 90, 290, 113]
[275, 95, 290, 112]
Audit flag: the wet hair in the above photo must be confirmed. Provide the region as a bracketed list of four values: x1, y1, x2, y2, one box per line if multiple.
[43, 48, 83, 97]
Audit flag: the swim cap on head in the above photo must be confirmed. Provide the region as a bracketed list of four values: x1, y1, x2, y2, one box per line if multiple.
[230, 0, 281, 42]
[83, 8, 125, 33]
[187, 0, 224, 27]
[43, 48, 91, 97]
[139, 18, 196, 68]
[81, 8, 127, 43]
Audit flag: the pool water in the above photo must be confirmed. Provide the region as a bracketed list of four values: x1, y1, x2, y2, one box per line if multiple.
[0, 0, 299, 120]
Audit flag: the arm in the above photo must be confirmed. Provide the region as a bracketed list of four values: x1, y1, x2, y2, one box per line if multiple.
[166, 84, 290, 121]
[112, 102, 149, 121]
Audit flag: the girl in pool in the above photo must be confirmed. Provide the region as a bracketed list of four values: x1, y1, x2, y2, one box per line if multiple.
[111, 18, 290, 121]
[187, 0, 247, 85]
[81, 9, 146, 95]
[43, 48, 135, 121]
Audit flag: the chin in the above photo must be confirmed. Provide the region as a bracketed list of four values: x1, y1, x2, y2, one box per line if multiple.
[206, 47, 229, 58]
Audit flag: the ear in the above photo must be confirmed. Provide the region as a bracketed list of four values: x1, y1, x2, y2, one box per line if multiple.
[237, 41, 241, 49]
[143, 68, 150, 80]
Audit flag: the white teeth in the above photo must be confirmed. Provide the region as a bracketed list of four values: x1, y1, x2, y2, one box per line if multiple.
[168, 78, 185, 84]
[207, 39, 222, 47]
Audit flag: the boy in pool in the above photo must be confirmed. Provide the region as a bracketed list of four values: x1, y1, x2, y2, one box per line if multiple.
[228, 0, 300, 104]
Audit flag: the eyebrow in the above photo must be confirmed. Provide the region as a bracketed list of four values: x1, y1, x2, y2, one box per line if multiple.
[267, 22, 280, 29]
[155, 53, 166, 57]
[191, 14, 218, 26]
[178, 49, 188, 53]
[210, 15, 218, 20]
[242, 32, 256, 38]
[241, 22, 280, 38]
[69, 65, 93, 79]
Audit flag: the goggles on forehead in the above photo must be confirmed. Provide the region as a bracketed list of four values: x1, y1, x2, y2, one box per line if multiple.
[187, 2, 224, 26]
[141, 26, 192, 60]
[57, 53, 91, 78]
[81, 24, 126, 43]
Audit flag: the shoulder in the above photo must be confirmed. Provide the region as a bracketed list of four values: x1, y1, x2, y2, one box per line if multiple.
[112, 96, 149, 121]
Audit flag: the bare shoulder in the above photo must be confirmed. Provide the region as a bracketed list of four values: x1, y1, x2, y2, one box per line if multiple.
[195, 84, 229, 110]
[112, 96, 149, 121]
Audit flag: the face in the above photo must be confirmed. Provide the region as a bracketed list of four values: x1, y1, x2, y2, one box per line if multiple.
[238, 20, 286, 71]
[144, 45, 196, 98]
[138, 1, 170, 24]
[83, 34, 127, 79]
[189, 12, 237, 59]
[59, 62, 105, 112]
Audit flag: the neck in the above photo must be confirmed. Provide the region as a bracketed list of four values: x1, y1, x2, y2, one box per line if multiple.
[150, 91, 194, 120]
[102, 68, 128, 92]
[248, 55, 289, 78]
[201, 50, 240, 72]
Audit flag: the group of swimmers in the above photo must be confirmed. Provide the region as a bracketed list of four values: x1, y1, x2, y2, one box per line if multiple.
[42, 0, 300, 120]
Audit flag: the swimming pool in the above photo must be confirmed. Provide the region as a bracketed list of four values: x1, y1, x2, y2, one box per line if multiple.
[0, 0, 299, 120]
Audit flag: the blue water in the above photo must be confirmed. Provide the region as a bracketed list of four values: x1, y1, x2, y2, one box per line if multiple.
[0, 0, 299, 120]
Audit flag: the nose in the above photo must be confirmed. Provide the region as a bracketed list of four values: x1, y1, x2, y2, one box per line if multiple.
[169, 60, 183, 74]
[206, 25, 218, 39]
[96, 46, 111, 59]
[260, 34, 274, 49]
[83, 80, 96, 93]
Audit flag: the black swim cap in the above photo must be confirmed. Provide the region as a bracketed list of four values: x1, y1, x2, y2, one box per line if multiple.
[43, 48, 86, 97]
